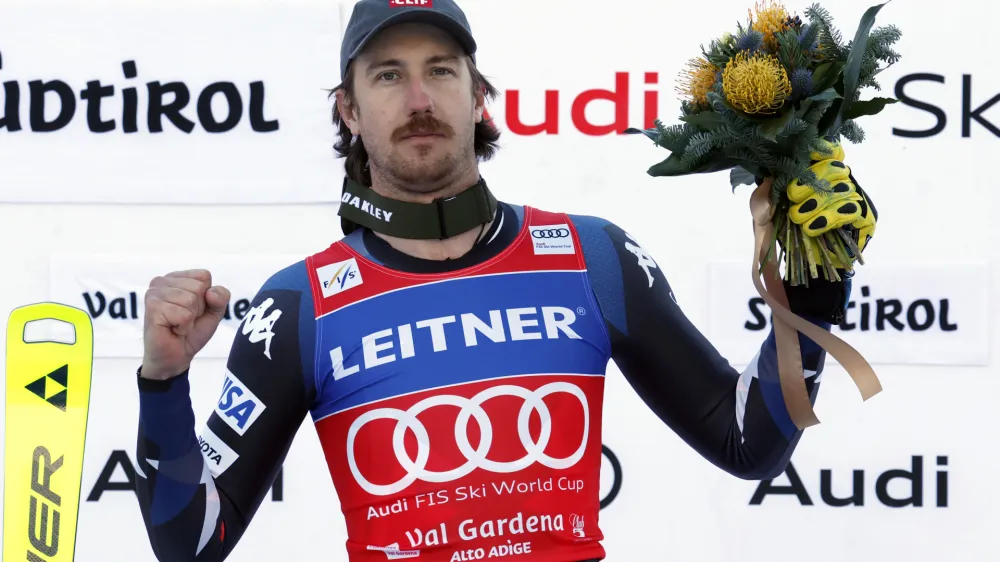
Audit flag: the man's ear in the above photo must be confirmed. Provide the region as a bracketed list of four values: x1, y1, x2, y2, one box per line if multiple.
[335, 89, 361, 135]
[473, 85, 486, 123]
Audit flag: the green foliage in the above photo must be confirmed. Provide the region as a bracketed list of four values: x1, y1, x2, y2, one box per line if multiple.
[856, 24, 903, 90]
[702, 31, 740, 68]
[804, 3, 846, 61]
[624, 1, 903, 283]
[776, 29, 809, 73]
[841, 119, 866, 143]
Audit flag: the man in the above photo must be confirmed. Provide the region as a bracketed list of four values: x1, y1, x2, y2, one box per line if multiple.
[133, 1, 877, 561]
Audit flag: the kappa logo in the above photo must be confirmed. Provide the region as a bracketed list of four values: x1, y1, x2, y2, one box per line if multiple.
[530, 223, 575, 255]
[317, 258, 365, 299]
[623, 232, 658, 288]
[241, 298, 281, 359]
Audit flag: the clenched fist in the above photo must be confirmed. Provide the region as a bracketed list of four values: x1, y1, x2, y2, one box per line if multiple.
[140, 269, 231, 381]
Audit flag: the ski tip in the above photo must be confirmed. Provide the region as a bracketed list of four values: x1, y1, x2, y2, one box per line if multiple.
[6, 301, 94, 351]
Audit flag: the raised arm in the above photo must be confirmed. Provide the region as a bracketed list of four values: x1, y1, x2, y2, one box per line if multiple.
[572, 215, 850, 480]
[134, 262, 316, 561]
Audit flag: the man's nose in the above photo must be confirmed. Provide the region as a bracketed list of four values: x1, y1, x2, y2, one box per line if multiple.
[405, 78, 434, 113]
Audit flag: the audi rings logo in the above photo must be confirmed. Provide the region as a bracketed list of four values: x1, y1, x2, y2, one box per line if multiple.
[531, 228, 570, 239]
[346, 383, 590, 496]
[600, 444, 622, 509]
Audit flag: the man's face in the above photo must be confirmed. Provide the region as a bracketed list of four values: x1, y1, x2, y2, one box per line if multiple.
[338, 23, 484, 192]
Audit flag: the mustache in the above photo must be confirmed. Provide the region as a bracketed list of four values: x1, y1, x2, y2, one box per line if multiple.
[392, 114, 454, 141]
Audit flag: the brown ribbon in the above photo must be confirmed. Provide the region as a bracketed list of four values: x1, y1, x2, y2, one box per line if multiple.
[750, 178, 883, 429]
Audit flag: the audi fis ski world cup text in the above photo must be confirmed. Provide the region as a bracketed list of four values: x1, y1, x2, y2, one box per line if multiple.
[0, 53, 278, 134]
[330, 306, 584, 380]
[529, 224, 575, 255]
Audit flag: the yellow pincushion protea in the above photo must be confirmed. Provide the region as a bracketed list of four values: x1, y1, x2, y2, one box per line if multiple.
[676, 57, 718, 107]
[721, 51, 791, 114]
[750, 0, 790, 52]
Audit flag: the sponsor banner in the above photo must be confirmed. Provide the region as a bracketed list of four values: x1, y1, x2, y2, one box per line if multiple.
[706, 261, 990, 366]
[0, 2, 342, 203]
[48, 254, 304, 358]
[67, 357, 992, 562]
[698, 362, 997, 562]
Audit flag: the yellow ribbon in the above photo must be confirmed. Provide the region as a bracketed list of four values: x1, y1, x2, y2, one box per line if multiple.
[750, 178, 883, 429]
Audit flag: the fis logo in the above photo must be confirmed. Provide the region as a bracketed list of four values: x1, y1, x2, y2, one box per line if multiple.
[317, 258, 364, 298]
[215, 371, 266, 436]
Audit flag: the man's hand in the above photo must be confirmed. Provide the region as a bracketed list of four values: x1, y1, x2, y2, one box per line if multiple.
[141, 269, 231, 380]
[786, 137, 878, 264]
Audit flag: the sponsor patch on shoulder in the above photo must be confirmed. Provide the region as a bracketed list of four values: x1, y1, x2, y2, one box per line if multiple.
[316, 257, 364, 298]
[530, 224, 575, 255]
[215, 370, 266, 436]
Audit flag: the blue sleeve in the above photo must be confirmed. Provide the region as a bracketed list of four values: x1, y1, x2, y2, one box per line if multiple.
[570, 213, 844, 480]
[134, 260, 316, 561]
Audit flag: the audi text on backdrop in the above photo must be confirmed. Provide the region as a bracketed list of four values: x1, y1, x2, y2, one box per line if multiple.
[749, 456, 949, 508]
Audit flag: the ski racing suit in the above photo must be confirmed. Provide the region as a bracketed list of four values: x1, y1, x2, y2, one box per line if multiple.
[134, 202, 848, 561]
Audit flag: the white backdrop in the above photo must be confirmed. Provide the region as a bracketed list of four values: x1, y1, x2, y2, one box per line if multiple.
[2, 0, 1000, 560]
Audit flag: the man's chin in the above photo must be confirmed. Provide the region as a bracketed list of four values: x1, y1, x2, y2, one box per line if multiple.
[390, 162, 455, 191]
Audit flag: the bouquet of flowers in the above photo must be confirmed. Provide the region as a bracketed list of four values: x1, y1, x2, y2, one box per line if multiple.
[626, 1, 902, 286]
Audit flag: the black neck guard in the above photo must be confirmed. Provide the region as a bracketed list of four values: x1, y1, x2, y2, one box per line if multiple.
[338, 176, 498, 240]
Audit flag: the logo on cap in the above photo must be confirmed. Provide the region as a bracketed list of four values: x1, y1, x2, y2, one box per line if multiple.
[390, 0, 433, 7]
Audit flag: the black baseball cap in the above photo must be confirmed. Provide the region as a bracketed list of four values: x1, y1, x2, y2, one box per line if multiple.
[340, 0, 478, 82]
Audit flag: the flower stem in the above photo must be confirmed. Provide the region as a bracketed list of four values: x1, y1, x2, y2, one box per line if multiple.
[836, 227, 865, 266]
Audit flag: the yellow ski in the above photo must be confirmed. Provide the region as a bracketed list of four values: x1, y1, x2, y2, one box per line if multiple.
[4, 303, 94, 562]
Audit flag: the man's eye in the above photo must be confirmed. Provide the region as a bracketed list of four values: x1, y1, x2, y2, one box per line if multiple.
[377, 72, 398, 81]
[432, 67, 455, 76]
